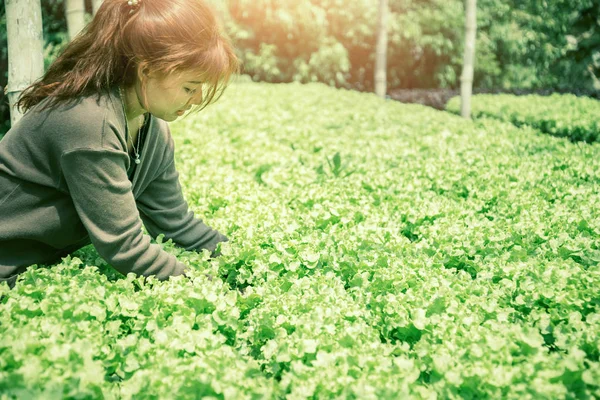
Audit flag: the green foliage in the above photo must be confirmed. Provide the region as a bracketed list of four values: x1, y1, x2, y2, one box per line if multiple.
[447, 93, 600, 143]
[2, 82, 600, 398]
[212, 0, 600, 92]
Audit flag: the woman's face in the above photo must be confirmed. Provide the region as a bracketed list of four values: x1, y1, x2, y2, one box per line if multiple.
[139, 68, 204, 122]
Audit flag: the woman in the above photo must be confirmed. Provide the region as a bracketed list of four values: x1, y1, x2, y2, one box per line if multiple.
[0, 0, 239, 289]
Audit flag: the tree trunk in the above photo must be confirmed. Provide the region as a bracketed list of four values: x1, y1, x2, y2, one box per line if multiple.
[374, 0, 388, 99]
[92, 0, 103, 16]
[460, 0, 477, 118]
[65, 0, 86, 41]
[5, 0, 44, 127]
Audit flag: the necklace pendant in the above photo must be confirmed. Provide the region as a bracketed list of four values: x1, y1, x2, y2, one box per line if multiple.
[135, 157, 141, 164]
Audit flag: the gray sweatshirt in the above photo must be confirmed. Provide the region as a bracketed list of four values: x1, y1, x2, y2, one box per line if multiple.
[0, 85, 227, 288]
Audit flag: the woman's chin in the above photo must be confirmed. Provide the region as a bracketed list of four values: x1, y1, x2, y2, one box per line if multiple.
[162, 113, 179, 122]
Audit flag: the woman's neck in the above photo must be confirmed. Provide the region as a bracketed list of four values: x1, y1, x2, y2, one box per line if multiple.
[121, 84, 146, 122]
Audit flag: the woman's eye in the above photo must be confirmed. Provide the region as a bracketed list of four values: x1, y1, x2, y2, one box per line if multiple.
[185, 88, 197, 95]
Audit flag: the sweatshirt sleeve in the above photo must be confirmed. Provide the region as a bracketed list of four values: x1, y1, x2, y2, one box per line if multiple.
[60, 147, 188, 280]
[136, 157, 228, 257]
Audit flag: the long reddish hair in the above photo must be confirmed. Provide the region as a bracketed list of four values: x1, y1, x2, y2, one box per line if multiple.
[17, 0, 240, 114]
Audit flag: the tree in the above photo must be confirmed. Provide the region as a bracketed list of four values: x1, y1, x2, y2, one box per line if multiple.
[4, 0, 44, 127]
[374, 0, 388, 98]
[460, 0, 477, 118]
[65, 0, 86, 41]
[92, 0, 103, 16]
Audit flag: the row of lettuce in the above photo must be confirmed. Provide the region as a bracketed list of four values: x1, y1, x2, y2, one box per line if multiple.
[446, 93, 600, 143]
[1, 82, 599, 399]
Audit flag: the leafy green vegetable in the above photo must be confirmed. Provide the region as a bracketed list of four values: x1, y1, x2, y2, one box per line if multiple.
[1, 82, 599, 399]
[447, 93, 600, 143]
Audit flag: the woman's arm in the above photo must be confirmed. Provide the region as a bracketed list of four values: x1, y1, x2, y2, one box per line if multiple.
[60, 147, 188, 280]
[136, 157, 228, 257]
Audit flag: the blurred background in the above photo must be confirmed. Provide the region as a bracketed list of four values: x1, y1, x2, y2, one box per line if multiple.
[1, 0, 599, 136]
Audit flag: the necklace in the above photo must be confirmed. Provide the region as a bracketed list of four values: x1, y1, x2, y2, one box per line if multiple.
[118, 85, 143, 165]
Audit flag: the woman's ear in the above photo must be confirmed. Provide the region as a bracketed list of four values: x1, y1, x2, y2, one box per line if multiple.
[136, 62, 153, 82]
[134, 62, 152, 111]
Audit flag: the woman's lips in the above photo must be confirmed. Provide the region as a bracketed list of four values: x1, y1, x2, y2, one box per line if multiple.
[176, 107, 192, 116]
